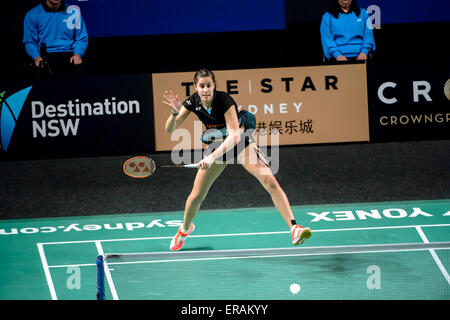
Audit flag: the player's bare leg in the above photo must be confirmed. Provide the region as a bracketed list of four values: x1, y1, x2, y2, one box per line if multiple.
[182, 162, 227, 230]
[170, 162, 227, 251]
[239, 143, 311, 244]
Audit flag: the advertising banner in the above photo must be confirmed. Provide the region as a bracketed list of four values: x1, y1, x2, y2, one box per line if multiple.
[0, 74, 154, 160]
[152, 63, 370, 151]
[367, 61, 450, 142]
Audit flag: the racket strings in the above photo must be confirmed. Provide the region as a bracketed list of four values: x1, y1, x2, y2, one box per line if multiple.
[123, 156, 197, 178]
[123, 156, 156, 178]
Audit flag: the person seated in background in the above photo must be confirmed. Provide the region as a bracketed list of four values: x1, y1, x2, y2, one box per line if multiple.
[320, 0, 375, 62]
[23, 0, 89, 77]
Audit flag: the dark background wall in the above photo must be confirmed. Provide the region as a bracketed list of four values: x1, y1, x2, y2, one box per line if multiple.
[1, 140, 449, 220]
[1, 1, 448, 78]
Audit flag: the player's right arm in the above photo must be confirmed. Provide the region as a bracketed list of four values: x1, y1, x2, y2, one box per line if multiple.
[163, 90, 191, 133]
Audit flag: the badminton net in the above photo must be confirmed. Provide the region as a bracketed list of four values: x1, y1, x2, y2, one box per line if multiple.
[96, 242, 450, 300]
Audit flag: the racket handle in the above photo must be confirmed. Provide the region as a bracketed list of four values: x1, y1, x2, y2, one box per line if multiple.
[184, 163, 199, 168]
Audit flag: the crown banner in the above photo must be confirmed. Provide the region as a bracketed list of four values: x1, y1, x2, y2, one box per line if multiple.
[367, 61, 450, 142]
[152, 63, 370, 152]
[0, 74, 154, 160]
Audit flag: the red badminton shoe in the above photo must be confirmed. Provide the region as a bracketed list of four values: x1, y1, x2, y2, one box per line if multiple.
[170, 223, 195, 251]
[291, 225, 312, 245]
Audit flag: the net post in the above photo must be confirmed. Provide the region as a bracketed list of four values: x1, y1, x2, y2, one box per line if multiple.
[96, 255, 105, 300]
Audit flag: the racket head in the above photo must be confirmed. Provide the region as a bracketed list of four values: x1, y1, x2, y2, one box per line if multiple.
[123, 156, 156, 178]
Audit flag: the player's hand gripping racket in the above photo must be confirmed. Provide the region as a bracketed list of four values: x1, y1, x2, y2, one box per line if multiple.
[123, 156, 198, 178]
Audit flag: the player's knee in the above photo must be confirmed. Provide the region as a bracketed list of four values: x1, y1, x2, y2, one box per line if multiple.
[189, 191, 207, 204]
[260, 175, 279, 193]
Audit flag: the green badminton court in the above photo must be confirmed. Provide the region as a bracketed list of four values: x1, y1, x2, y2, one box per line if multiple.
[1, 199, 449, 300]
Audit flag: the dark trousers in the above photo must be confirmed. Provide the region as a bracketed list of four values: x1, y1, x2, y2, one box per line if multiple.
[35, 52, 86, 78]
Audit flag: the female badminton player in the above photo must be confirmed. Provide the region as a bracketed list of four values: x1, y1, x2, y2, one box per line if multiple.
[162, 69, 311, 251]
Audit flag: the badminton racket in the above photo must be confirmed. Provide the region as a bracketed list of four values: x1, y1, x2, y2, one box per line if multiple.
[123, 156, 198, 178]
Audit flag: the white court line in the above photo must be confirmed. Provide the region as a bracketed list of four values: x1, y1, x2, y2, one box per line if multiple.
[37, 243, 57, 300]
[37, 223, 450, 246]
[415, 226, 450, 285]
[48, 243, 450, 268]
[43, 224, 450, 267]
[48, 263, 95, 268]
[95, 241, 119, 300]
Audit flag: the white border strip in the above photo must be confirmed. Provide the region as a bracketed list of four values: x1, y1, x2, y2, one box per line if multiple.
[47, 249, 450, 268]
[95, 241, 119, 300]
[104, 244, 450, 266]
[37, 243, 57, 300]
[37, 223, 450, 246]
[415, 226, 450, 285]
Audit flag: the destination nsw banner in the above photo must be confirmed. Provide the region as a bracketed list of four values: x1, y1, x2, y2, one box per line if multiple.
[0, 74, 154, 160]
[152, 63, 370, 152]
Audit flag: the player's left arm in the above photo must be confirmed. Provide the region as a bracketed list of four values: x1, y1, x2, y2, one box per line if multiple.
[198, 106, 241, 169]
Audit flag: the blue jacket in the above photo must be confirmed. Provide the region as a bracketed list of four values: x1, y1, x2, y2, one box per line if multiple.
[23, 2, 89, 60]
[320, 9, 375, 60]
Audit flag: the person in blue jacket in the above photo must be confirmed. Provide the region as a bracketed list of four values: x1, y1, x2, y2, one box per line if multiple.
[320, 0, 375, 61]
[23, 0, 89, 75]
